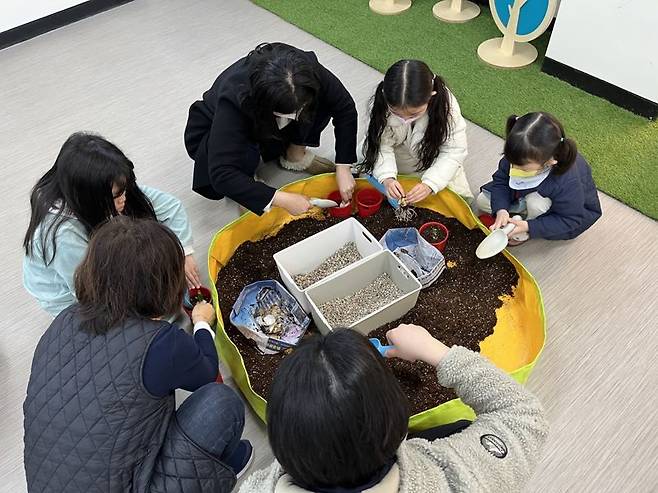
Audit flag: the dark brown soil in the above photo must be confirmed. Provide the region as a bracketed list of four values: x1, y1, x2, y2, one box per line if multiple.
[421, 224, 446, 243]
[215, 206, 519, 415]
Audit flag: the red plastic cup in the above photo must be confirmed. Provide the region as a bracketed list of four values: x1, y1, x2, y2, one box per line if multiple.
[356, 188, 383, 217]
[327, 190, 352, 218]
[478, 213, 495, 229]
[419, 222, 449, 252]
[183, 286, 213, 318]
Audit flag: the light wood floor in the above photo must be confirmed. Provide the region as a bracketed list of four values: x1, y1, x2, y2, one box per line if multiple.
[0, 1, 656, 491]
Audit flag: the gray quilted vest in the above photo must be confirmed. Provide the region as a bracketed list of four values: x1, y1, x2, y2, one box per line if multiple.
[23, 306, 176, 492]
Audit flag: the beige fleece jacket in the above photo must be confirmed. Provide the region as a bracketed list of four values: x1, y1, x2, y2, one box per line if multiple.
[238, 347, 548, 493]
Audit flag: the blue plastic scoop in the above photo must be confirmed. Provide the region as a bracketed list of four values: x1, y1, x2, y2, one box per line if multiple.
[366, 175, 400, 209]
[369, 338, 394, 356]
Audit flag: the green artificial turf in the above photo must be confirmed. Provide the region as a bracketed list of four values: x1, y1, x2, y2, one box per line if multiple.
[252, 0, 658, 219]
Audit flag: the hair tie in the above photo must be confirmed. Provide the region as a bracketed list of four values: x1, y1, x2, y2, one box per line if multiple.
[560, 137, 564, 142]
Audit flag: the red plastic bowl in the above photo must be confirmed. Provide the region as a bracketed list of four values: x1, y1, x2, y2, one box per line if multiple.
[419, 221, 449, 252]
[184, 286, 212, 317]
[356, 188, 383, 217]
[327, 190, 352, 218]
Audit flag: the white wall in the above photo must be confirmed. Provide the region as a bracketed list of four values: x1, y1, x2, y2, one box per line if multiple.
[546, 0, 658, 103]
[1, 1, 86, 33]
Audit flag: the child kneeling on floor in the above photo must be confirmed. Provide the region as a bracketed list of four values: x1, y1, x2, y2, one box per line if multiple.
[360, 60, 473, 204]
[239, 324, 548, 493]
[477, 112, 602, 244]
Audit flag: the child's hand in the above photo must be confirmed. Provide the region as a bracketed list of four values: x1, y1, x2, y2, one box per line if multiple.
[492, 209, 510, 230]
[406, 183, 432, 204]
[383, 178, 405, 200]
[384, 323, 450, 367]
[192, 301, 216, 325]
[508, 218, 529, 237]
[273, 191, 312, 216]
[185, 255, 202, 288]
[335, 165, 355, 204]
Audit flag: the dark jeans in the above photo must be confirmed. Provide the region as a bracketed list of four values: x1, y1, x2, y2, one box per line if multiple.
[408, 420, 472, 441]
[174, 383, 245, 463]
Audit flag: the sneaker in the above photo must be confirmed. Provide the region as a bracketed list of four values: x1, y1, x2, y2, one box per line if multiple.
[304, 154, 336, 174]
[280, 151, 335, 174]
[224, 440, 254, 479]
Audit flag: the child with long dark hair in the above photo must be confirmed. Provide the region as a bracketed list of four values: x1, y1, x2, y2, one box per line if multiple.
[23, 132, 202, 315]
[185, 42, 357, 215]
[477, 112, 602, 243]
[239, 324, 548, 492]
[360, 60, 472, 204]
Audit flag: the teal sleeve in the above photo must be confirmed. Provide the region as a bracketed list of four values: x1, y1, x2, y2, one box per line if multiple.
[45, 224, 89, 314]
[141, 186, 194, 251]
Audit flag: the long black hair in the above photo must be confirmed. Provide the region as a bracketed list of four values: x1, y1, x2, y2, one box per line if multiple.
[361, 59, 452, 173]
[241, 42, 321, 140]
[75, 217, 186, 334]
[23, 132, 157, 264]
[267, 329, 409, 490]
[504, 112, 577, 175]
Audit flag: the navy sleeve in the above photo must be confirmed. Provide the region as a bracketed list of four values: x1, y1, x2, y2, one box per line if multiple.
[527, 178, 585, 239]
[317, 63, 358, 164]
[488, 159, 514, 214]
[207, 99, 276, 213]
[143, 324, 219, 397]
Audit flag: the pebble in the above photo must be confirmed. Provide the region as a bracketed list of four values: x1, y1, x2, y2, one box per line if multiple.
[318, 273, 403, 327]
[293, 242, 361, 289]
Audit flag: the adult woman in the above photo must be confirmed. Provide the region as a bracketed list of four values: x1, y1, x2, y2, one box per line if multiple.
[184, 42, 357, 215]
[24, 217, 252, 493]
[23, 132, 201, 316]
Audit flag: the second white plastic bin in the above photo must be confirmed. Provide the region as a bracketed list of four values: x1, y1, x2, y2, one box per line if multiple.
[305, 250, 422, 335]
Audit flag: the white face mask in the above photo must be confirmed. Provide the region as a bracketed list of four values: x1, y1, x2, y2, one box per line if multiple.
[273, 111, 298, 130]
[392, 113, 424, 125]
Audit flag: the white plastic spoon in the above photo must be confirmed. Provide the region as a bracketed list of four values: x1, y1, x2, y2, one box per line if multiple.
[310, 198, 340, 208]
[476, 215, 522, 259]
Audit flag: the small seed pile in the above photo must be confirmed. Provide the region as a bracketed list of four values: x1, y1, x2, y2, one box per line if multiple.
[319, 273, 403, 327]
[293, 242, 361, 290]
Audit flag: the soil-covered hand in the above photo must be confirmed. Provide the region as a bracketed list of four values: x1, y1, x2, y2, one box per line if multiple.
[383, 178, 405, 200]
[492, 209, 510, 230]
[192, 301, 216, 325]
[272, 191, 312, 216]
[335, 165, 355, 204]
[405, 183, 433, 204]
[385, 323, 449, 367]
[184, 255, 202, 289]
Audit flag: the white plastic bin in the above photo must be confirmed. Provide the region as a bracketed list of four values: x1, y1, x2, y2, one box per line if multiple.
[273, 217, 383, 312]
[305, 250, 422, 335]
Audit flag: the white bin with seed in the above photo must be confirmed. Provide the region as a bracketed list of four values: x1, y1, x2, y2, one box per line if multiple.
[305, 250, 422, 335]
[273, 218, 383, 312]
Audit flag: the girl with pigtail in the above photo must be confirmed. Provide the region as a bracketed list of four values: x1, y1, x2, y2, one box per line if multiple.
[477, 112, 602, 244]
[360, 60, 473, 204]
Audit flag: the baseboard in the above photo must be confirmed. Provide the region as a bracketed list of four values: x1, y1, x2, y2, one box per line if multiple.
[542, 57, 657, 120]
[0, 0, 134, 50]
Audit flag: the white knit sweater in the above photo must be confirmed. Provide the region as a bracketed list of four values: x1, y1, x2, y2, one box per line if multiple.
[238, 347, 548, 493]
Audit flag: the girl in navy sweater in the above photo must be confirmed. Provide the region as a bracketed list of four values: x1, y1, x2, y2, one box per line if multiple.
[476, 112, 601, 243]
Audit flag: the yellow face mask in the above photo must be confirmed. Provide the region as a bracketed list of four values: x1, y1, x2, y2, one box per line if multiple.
[509, 167, 547, 178]
[509, 165, 552, 190]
